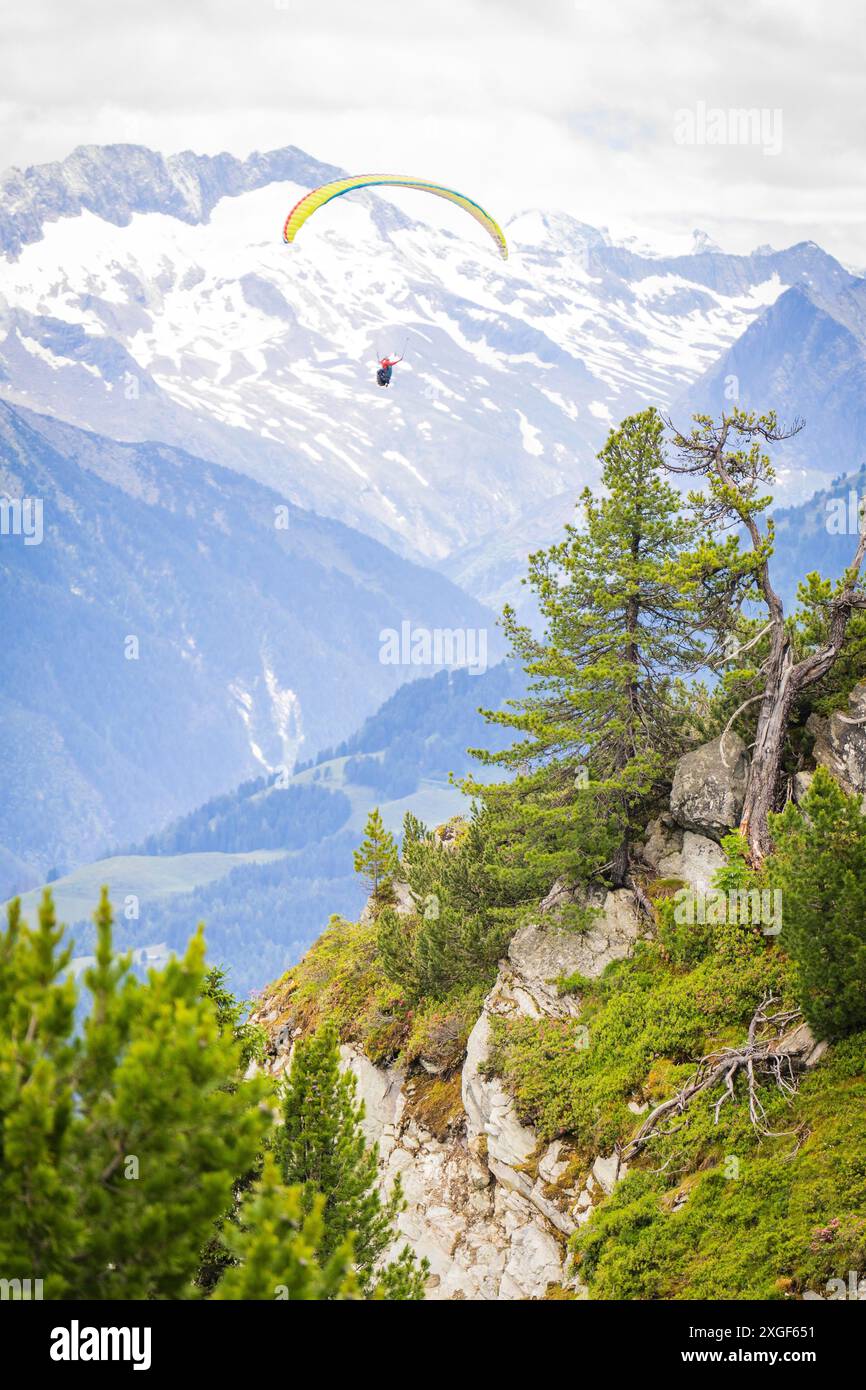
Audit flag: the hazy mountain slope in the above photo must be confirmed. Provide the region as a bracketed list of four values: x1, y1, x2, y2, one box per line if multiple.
[672, 280, 866, 499]
[0, 143, 853, 576]
[0, 401, 498, 893]
[7, 660, 524, 994]
[306, 659, 523, 761]
[771, 463, 866, 607]
[116, 661, 523, 859]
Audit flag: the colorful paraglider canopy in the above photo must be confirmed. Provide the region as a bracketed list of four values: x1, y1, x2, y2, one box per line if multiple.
[283, 175, 508, 260]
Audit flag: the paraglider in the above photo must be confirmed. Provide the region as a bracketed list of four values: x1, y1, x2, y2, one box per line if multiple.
[283, 175, 509, 261]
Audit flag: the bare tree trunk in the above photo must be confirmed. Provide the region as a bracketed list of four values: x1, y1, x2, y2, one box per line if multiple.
[741, 522, 866, 861]
[712, 449, 866, 863]
[665, 412, 866, 862]
[739, 639, 797, 859]
[611, 832, 629, 889]
[621, 995, 805, 1162]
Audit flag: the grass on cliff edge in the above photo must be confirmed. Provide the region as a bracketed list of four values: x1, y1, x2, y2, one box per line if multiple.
[569, 1028, 866, 1299]
[258, 912, 484, 1077]
[482, 924, 791, 1156]
[479, 917, 866, 1300]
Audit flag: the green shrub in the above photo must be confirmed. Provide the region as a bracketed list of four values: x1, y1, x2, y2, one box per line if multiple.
[570, 1029, 866, 1299]
[483, 938, 789, 1155]
[768, 768, 866, 1039]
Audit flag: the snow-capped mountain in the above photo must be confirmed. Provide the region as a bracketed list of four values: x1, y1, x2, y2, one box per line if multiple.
[0, 143, 858, 595]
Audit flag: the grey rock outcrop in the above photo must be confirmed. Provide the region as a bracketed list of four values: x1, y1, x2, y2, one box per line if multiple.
[348, 1035, 569, 1300]
[807, 681, 866, 807]
[793, 770, 814, 804]
[512, 886, 641, 1008]
[460, 891, 642, 1250]
[339, 1045, 406, 1162]
[642, 813, 726, 893]
[670, 732, 749, 840]
[774, 1020, 828, 1071]
[359, 878, 414, 925]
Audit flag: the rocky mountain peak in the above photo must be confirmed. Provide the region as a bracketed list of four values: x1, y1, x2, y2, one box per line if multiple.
[0, 142, 346, 258]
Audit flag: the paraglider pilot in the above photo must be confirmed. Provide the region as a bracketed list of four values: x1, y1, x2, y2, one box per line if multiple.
[377, 353, 403, 387]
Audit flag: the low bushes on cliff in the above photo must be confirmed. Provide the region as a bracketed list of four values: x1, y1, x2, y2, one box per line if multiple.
[570, 1029, 866, 1299]
[768, 768, 866, 1041]
[483, 931, 790, 1157]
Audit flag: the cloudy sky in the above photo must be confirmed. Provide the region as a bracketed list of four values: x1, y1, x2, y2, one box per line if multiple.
[2, 0, 864, 263]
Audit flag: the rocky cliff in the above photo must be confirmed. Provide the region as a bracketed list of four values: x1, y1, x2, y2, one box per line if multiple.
[251, 878, 646, 1297]
[249, 723, 864, 1299]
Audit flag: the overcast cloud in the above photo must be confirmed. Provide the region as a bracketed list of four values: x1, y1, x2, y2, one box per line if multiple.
[1, 0, 864, 263]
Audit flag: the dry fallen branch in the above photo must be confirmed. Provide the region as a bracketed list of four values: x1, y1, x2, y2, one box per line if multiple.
[620, 995, 804, 1163]
[626, 872, 657, 921]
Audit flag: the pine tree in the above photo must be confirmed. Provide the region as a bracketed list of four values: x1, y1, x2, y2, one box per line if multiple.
[768, 767, 866, 1039]
[377, 812, 512, 1000]
[277, 1021, 427, 1298]
[353, 807, 400, 903]
[0, 892, 79, 1297]
[0, 888, 273, 1299]
[376, 903, 421, 995]
[213, 1156, 360, 1300]
[197, 965, 268, 1291]
[469, 408, 708, 889]
[202, 963, 267, 1074]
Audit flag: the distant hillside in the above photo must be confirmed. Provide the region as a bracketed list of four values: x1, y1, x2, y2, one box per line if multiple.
[116, 661, 522, 856]
[119, 780, 350, 858]
[301, 661, 524, 796]
[772, 463, 866, 608]
[673, 279, 866, 502]
[13, 849, 291, 933]
[64, 835, 363, 1000]
[0, 400, 498, 896]
[13, 660, 523, 995]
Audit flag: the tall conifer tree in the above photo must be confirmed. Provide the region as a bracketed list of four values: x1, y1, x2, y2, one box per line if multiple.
[472, 408, 710, 888]
[0, 889, 271, 1299]
[213, 1156, 360, 1300]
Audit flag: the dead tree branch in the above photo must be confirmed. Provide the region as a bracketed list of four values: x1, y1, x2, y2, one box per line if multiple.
[620, 996, 805, 1162]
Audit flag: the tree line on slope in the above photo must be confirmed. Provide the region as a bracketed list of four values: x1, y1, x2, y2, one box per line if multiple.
[296, 663, 522, 776]
[116, 779, 351, 858]
[68, 830, 366, 1000]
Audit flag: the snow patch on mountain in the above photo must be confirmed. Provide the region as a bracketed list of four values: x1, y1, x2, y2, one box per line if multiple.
[0, 144, 858, 594]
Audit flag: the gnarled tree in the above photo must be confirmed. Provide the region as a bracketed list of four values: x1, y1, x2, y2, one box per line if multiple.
[666, 409, 866, 861]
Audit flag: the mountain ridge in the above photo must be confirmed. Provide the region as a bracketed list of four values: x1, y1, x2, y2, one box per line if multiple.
[0, 143, 347, 257]
[1, 141, 857, 580]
